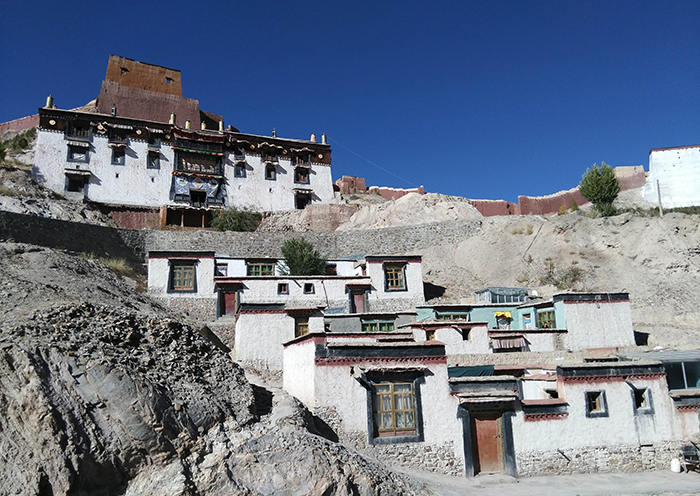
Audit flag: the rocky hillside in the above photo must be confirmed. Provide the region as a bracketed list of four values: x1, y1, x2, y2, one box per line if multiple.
[0, 243, 427, 495]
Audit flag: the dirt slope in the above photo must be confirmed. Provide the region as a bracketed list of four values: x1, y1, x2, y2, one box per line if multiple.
[417, 212, 700, 348]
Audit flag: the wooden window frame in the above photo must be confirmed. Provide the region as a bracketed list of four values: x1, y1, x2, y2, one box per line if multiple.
[364, 372, 424, 445]
[537, 309, 556, 329]
[435, 312, 468, 321]
[361, 320, 395, 332]
[294, 316, 309, 337]
[373, 382, 417, 437]
[169, 262, 196, 293]
[247, 262, 275, 276]
[384, 264, 407, 292]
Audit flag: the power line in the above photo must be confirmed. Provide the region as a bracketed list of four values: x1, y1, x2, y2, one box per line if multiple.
[327, 136, 421, 189]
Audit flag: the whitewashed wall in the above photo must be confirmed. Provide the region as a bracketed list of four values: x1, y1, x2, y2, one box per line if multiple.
[412, 326, 490, 355]
[235, 312, 324, 370]
[33, 129, 335, 211]
[238, 277, 371, 310]
[365, 261, 425, 311]
[512, 376, 688, 452]
[562, 301, 636, 350]
[282, 339, 318, 404]
[147, 257, 215, 297]
[644, 147, 700, 208]
[521, 379, 558, 400]
[224, 152, 334, 211]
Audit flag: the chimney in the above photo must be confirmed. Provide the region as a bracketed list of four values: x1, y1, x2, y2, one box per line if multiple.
[310, 133, 316, 143]
[321, 133, 327, 145]
[219, 121, 224, 132]
[185, 120, 191, 130]
[272, 128, 277, 137]
[45, 95, 53, 108]
[169, 113, 176, 125]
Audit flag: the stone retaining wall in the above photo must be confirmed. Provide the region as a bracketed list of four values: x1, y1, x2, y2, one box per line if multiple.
[516, 441, 682, 476]
[315, 406, 464, 477]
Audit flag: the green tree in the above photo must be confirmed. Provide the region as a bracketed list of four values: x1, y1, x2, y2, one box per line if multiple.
[210, 208, 262, 232]
[280, 238, 326, 275]
[579, 162, 620, 216]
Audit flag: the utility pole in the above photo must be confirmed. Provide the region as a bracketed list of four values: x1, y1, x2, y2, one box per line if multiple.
[656, 179, 664, 217]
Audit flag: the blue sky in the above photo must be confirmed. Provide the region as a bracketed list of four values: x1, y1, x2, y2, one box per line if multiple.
[1, 1, 698, 201]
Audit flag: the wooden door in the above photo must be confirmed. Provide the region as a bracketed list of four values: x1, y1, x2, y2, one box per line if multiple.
[353, 293, 366, 313]
[472, 411, 503, 474]
[222, 292, 237, 316]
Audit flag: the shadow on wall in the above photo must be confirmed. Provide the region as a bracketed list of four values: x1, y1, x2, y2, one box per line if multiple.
[424, 282, 446, 301]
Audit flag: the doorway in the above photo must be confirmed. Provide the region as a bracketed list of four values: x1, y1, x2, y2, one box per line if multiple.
[471, 410, 504, 474]
[219, 291, 238, 317]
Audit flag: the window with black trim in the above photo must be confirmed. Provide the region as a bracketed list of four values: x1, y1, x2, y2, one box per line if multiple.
[111, 147, 125, 165]
[66, 177, 85, 193]
[215, 263, 228, 276]
[384, 264, 406, 291]
[303, 283, 315, 294]
[373, 382, 417, 437]
[294, 166, 309, 184]
[170, 263, 195, 292]
[265, 164, 276, 180]
[361, 320, 395, 332]
[147, 150, 160, 169]
[247, 262, 274, 276]
[585, 390, 608, 418]
[234, 163, 246, 177]
[278, 282, 289, 294]
[294, 316, 309, 337]
[632, 387, 654, 415]
[67, 145, 89, 163]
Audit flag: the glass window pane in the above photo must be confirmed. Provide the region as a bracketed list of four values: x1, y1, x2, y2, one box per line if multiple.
[405, 411, 415, 428]
[376, 384, 390, 393]
[665, 362, 686, 390]
[382, 413, 392, 429]
[394, 383, 411, 392]
[395, 412, 405, 428]
[382, 395, 392, 410]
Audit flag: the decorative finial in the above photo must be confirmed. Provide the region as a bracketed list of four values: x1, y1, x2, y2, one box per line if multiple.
[310, 133, 316, 143]
[169, 113, 176, 125]
[321, 133, 327, 144]
[185, 120, 191, 130]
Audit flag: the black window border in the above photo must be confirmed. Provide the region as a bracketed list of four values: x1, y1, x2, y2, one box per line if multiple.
[167, 260, 198, 294]
[584, 390, 609, 418]
[147, 150, 161, 169]
[383, 263, 408, 293]
[234, 163, 247, 178]
[303, 282, 315, 294]
[631, 387, 655, 416]
[265, 164, 277, 181]
[363, 371, 425, 445]
[294, 166, 310, 184]
[278, 282, 289, 295]
[67, 144, 90, 163]
[111, 147, 126, 166]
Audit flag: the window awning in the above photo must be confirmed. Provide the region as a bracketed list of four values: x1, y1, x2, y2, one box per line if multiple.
[66, 140, 90, 148]
[491, 336, 527, 350]
[294, 163, 312, 169]
[173, 146, 224, 156]
[293, 187, 312, 193]
[64, 168, 92, 177]
[145, 127, 164, 134]
[108, 142, 126, 148]
[495, 312, 512, 319]
[102, 122, 133, 130]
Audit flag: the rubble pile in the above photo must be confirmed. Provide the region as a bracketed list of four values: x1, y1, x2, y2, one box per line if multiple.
[0, 166, 114, 225]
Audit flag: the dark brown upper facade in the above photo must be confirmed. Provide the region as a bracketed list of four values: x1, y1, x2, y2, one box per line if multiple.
[95, 55, 226, 130]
